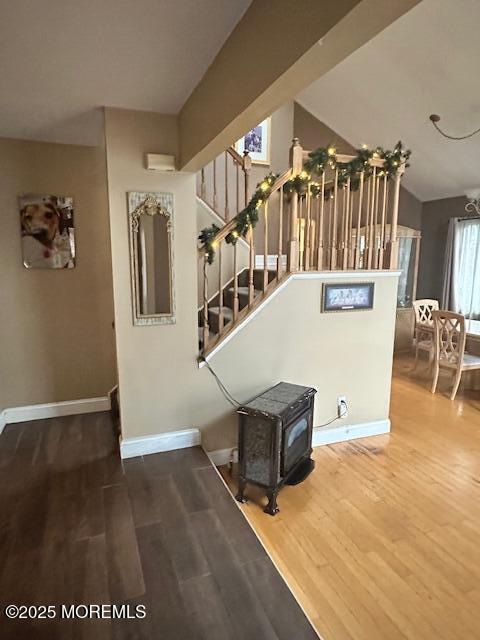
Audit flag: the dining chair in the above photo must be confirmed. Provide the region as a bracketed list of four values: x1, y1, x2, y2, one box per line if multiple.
[412, 299, 439, 368]
[431, 310, 480, 400]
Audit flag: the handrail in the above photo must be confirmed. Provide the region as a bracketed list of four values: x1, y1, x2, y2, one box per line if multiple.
[226, 145, 246, 166]
[198, 169, 292, 257]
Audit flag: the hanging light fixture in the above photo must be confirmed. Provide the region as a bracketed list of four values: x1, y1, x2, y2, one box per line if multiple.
[429, 114, 480, 140]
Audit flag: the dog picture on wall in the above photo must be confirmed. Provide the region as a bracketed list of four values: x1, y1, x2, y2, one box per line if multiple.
[19, 195, 75, 269]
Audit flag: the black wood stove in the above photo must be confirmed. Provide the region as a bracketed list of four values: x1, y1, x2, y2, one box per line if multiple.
[236, 382, 316, 515]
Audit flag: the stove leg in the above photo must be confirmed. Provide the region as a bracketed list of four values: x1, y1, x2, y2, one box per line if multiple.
[235, 478, 248, 503]
[264, 489, 280, 516]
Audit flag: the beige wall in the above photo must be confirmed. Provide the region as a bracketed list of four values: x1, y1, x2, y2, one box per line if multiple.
[418, 195, 466, 301]
[105, 107, 398, 452]
[0, 137, 116, 409]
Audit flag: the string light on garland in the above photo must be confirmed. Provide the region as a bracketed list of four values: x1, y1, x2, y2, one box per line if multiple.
[199, 141, 411, 262]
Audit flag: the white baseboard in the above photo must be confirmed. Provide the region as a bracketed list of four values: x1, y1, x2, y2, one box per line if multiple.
[0, 411, 6, 435]
[206, 419, 390, 466]
[312, 418, 390, 446]
[2, 396, 111, 428]
[206, 446, 238, 467]
[120, 428, 201, 459]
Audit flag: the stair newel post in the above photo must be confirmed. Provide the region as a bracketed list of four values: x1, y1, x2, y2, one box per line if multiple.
[354, 171, 364, 269]
[277, 186, 284, 281]
[243, 151, 251, 208]
[233, 242, 239, 321]
[317, 173, 325, 270]
[330, 169, 338, 269]
[263, 201, 269, 292]
[387, 167, 403, 269]
[374, 171, 381, 269]
[288, 138, 303, 273]
[248, 224, 255, 307]
[305, 182, 311, 271]
[202, 255, 209, 353]
[218, 242, 224, 335]
[212, 158, 218, 212]
[224, 151, 229, 222]
[342, 179, 350, 270]
[200, 167, 206, 200]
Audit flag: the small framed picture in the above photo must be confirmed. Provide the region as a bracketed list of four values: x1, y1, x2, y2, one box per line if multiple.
[235, 117, 271, 165]
[322, 282, 374, 312]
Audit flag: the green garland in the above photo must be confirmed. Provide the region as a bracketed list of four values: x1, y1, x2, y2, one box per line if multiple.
[199, 141, 411, 261]
[198, 223, 220, 264]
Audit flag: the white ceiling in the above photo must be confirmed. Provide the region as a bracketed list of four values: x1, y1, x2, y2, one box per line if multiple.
[297, 0, 480, 202]
[0, 0, 251, 145]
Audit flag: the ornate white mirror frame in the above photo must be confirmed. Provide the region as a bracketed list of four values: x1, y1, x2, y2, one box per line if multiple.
[128, 191, 176, 326]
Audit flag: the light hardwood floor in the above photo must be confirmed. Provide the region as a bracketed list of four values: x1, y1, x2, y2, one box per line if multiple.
[222, 355, 480, 640]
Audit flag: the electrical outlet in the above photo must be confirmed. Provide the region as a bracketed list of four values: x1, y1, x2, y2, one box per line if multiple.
[337, 396, 348, 418]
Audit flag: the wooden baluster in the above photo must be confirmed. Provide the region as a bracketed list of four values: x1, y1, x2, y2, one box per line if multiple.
[236, 161, 240, 215]
[362, 176, 372, 269]
[327, 192, 333, 269]
[202, 256, 209, 352]
[213, 158, 218, 212]
[346, 182, 354, 269]
[305, 184, 311, 271]
[218, 243, 224, 334]
[298, 196, 304, 271]
[378, 173, 388, 269]
[331, 169, 338, 269]
[277, 187, 284, 281]
[388, 168, 403, 269]
[243, 152, 251, 207]
[367, 167, 377, 269]
[248, 225, 255, 307]
[224, 152, 229, 222]
[263, 202, 269, 291]
[317, 173, 325, 270]
[233, 242, 239, 321]
[200, 167, 206, 200]
[354, 172, 364, 269]
[288, 138, 303, 272]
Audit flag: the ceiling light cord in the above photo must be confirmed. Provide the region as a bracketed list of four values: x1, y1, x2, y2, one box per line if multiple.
[429, 114, 480, 140]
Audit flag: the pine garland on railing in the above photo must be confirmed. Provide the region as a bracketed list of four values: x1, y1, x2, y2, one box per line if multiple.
[199, 223, 220, 264]
[198, 173, 278, 262]
[198, 141, 411, 261]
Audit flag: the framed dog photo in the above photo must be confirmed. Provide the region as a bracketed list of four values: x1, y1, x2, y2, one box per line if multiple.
[322, 282, 374, 312]
[235, 117, 271, 165]
[19, 195, 75, 269]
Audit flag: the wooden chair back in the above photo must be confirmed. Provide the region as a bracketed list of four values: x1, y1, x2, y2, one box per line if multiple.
[413, 299, 439, 326]
[432, 310, 466, 365]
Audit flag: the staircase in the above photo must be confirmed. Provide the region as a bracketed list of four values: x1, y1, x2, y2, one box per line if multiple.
[197, 137, 409, 358]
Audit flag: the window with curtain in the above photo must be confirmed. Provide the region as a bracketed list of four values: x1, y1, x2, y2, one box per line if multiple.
[453, 218, 480, 319]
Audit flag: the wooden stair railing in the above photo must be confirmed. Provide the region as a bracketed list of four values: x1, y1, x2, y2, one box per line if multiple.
[198, 138, 406, 356]
[197, 146, 252, 222]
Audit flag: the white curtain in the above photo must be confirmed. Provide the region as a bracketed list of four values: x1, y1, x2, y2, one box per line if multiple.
[447, 218, 480, 319]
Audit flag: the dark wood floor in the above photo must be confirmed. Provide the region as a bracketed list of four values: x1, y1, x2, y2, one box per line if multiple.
[0, 412, 318, 639]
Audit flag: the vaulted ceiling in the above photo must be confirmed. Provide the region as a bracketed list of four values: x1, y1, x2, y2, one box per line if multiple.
[0, 0, 251, 145]
[297, 0, 480, 202]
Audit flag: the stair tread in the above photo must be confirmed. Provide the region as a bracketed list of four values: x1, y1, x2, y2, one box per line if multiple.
[208, 306, 233, 319]
[227, 286, 261, 295]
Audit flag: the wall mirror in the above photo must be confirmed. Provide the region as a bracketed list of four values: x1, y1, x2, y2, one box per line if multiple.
[128, 191, 175, 326]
